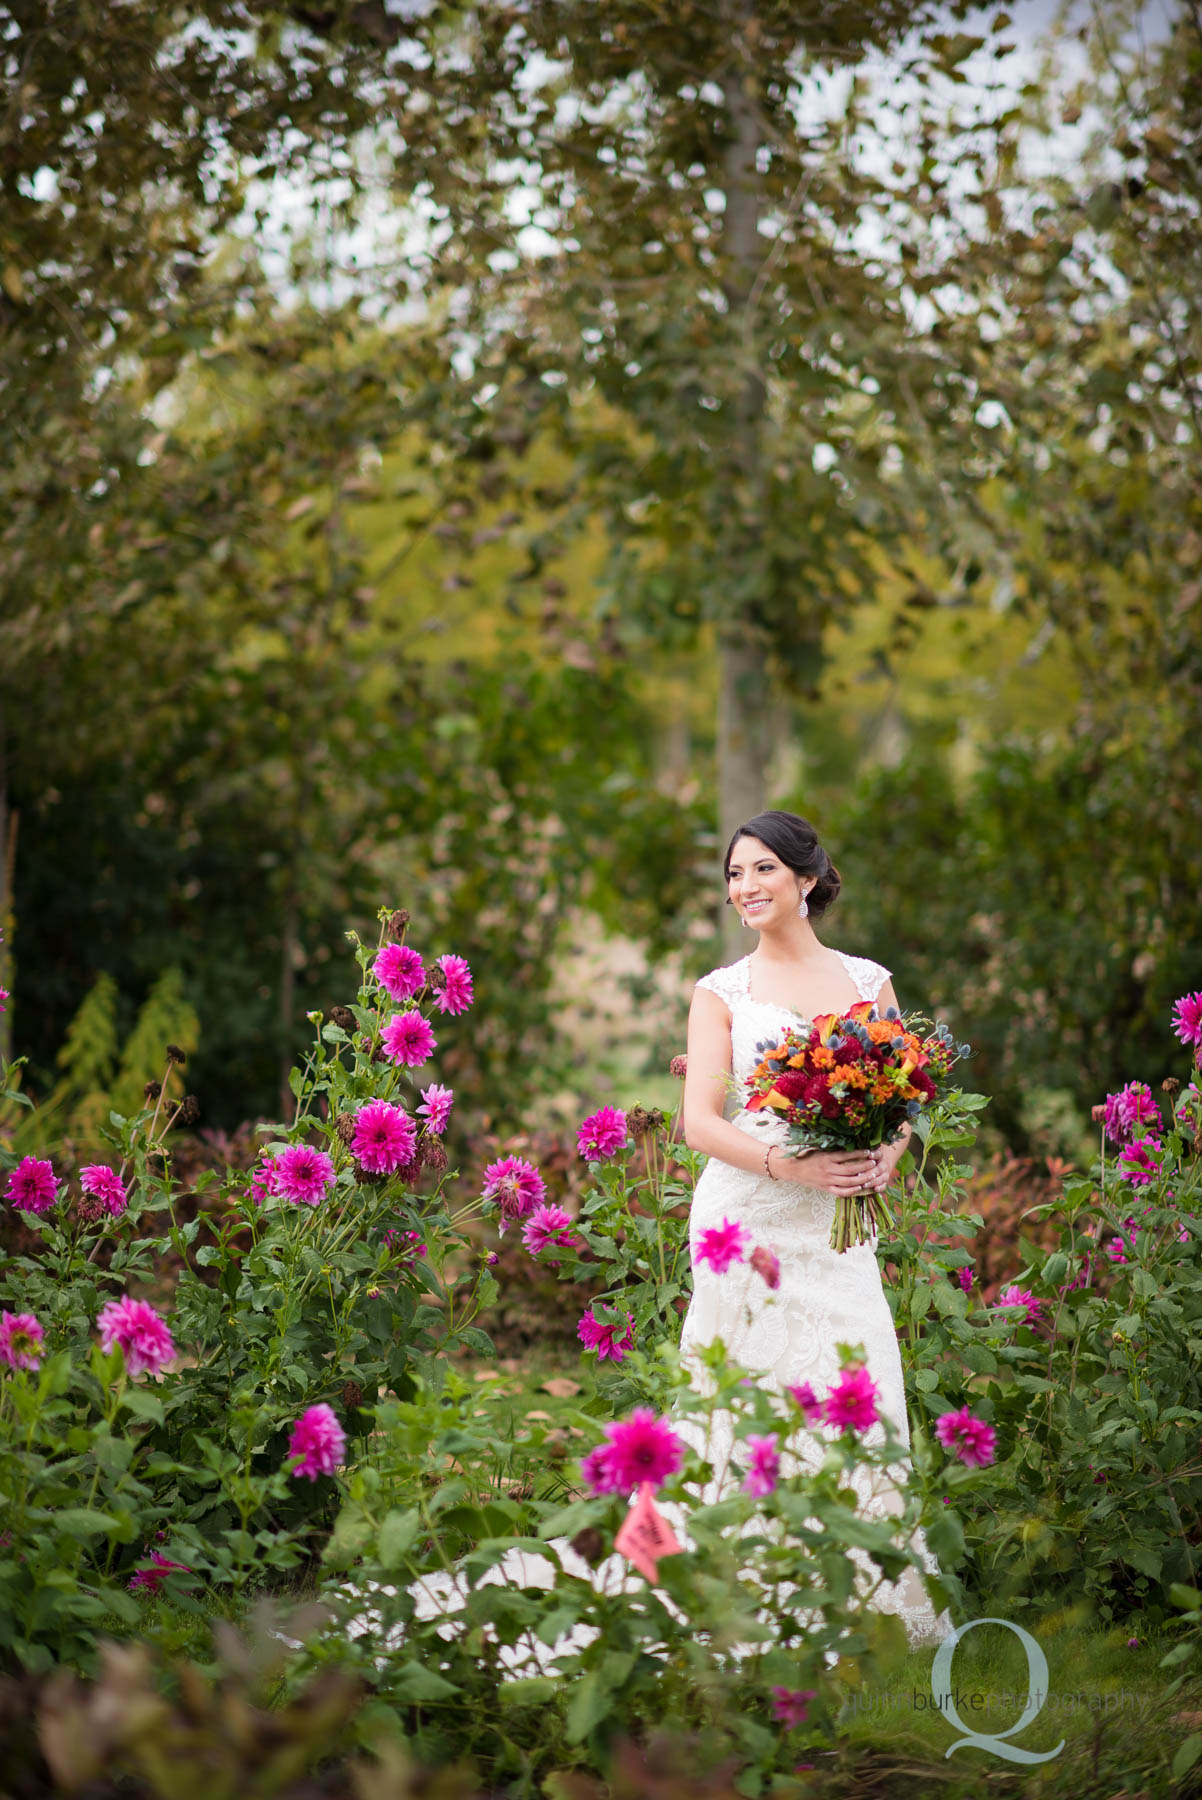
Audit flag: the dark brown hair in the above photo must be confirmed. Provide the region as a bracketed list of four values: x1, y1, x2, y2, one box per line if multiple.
[723, 811, 841, 918]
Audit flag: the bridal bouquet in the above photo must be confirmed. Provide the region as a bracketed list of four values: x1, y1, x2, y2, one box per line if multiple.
[745, 1004, 968, 1252]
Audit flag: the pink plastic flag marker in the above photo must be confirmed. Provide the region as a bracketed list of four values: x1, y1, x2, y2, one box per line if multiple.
[614, 1482, 682, 1583]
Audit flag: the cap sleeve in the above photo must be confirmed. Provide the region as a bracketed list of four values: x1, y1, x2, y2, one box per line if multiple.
[837, 951, 892, 1004]
[694, 958, 750, 1010]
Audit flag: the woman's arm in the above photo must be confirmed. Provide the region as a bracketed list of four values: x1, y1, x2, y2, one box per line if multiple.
[681, 988, 881, 1192]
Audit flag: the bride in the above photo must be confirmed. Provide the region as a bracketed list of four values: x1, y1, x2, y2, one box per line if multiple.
[679, 808, 948, 1646]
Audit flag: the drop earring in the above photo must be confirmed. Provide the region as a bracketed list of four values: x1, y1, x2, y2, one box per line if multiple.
[741, 912, 750, 929]
[798, 889, 809, 919]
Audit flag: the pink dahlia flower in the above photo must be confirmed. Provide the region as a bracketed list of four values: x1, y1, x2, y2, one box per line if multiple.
[432, 953, 473, 1016]
[580, 1442, 622, 1495]
[1118, 1135, 1164, 1188]
[749, 1245, 780, 1289]
[742, 1434, 780, 1497]
[383, 1227, 426, 1266]
[481, 1155, 546, 1229]
[80, 1164, 128, 1220]
[694, 1217, 749, 1274]
[274, 1144, 336, 1207]
[577, 1308, 635, 1361]
[934, 1406, 997, 1468]
[352, 1100, 417, 1174]
[6, 1156, 57, 1215]
[576, 1106, 628, 1161]
[599, 1408, 685, 1492]
[287, 1403, 347, 1481]
[823, 1363, 880, 1434]
[247, 1155, 280, 1206]
[771, 1687, 817, 1729]
[97, 1296, 176, 1377]
[522, 1203, 581, 1257]
[417, 1082, 454, 1135]
[1172, 991, 1202, 1050]
[128, 1551, 193, 1594]
[1101, 1082, 1162, 1146]
[786, 1381, 824, 1425]
[373, 942, 426, 1003]
[996, 1284, 1043, 1325]
[0, 1310, 45, 1371]
[0, 986, 7, 1013]
[1105, 1239, 1128, 1264]
[381, 1010, 437, 1067]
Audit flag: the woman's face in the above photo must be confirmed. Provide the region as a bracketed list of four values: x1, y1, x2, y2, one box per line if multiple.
[726, 835, 807, 929]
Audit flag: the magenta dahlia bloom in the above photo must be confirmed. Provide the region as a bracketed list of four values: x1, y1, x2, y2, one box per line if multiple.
[742, 1434, 780, 1497]
[601, 1409, 685, 1492]
[577, 1308, 635, 1361]
[432, 953, 473, 1016]
[823, 1363, 880, 1434]
[481, 1155, 546, 1229]
[749, 1245, 780, 1289]
[352, 1100, 417, 1174]
[1101, 1082, 1162, 1146]
[786, 1380, 824, 1424]
[694, 1217, 749, 1275]
[6, 1156, 57, 1215]
[771, 1687, 817, 1729]
[580, 1442, 622, 1495]
[383, 1227, 426, 1266]
[248, 1155, 279, 1206]
[1106, 1238, 1129, 1264]
[934, 1406, 997, 1468]
[996, 1284, 1043, 1325]
[128, 1551, 193, 1595]
[0, 1310, 45, 1371]
[381, 1010, 437, 1067]
[417, 1082, 454, 1135]
[97, 1296, 175, 1377]
[1172, 991, 1202, 1050]
[1119, 1135, 1164, 1188]
[373, 942, 426, 1002]
[286, 1403, 347, 1481]
[576, 1106, 628, 1161]
[957, 1265, 974, 1293]
[521, 1203, 581, 1256]
[80, 1164, 128, 1219]
[274, 1144, 336, 1207]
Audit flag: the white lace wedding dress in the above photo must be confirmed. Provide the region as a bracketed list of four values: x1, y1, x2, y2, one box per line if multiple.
[678, 949, 948, 1647]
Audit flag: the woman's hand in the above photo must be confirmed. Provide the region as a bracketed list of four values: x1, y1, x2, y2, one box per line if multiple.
[779, 1146, 890, 1194]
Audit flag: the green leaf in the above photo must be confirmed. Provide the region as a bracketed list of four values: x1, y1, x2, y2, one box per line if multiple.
[120, 1388, 164, 1425]
[52, 1508, 122, 1537]
[377, 1508, 421, 1569]
[1173, 1734, 1202, 1780]
[389, 1660, 460, 1703]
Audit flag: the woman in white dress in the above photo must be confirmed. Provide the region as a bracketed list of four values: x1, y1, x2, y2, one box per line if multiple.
[680, 809, 947, 1645]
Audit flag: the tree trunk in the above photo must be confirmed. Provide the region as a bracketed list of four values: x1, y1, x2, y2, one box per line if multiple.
[719, 1, 770, 956]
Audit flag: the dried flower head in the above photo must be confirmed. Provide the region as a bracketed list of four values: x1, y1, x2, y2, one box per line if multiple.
[628, 1105, 666, 1137]
[329, 1005, 356, 1032]
[143, 1080, 162, 1102]
[175, 1095, 200, 1127]
[334, 1113, 356, 1146]
[384, 909, 410, 941]
[165, 1044, 187, 1066]
[669, 1055, 688, 1079]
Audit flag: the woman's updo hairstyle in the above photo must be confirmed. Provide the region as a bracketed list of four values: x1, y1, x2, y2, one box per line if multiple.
[723, 811, 842, 918]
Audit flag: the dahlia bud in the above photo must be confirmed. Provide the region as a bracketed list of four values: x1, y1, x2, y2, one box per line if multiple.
[334, 1113, 356, 1146]
[629, 1105, 666, 1137]
[165, 1044, 187, 1066]
[421, 1139, 449, 1174]
[144, 1080, 162, 1102]
[669, 1055, 688, 1080]
[570, 1526, 605, 1566]
[329, 1005, 356, 1032]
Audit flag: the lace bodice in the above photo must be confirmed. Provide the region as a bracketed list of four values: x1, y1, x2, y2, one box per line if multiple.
[695, 949, 891, 1114]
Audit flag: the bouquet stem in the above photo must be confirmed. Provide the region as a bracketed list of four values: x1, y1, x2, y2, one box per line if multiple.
[830, 1188, 894, 1254]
